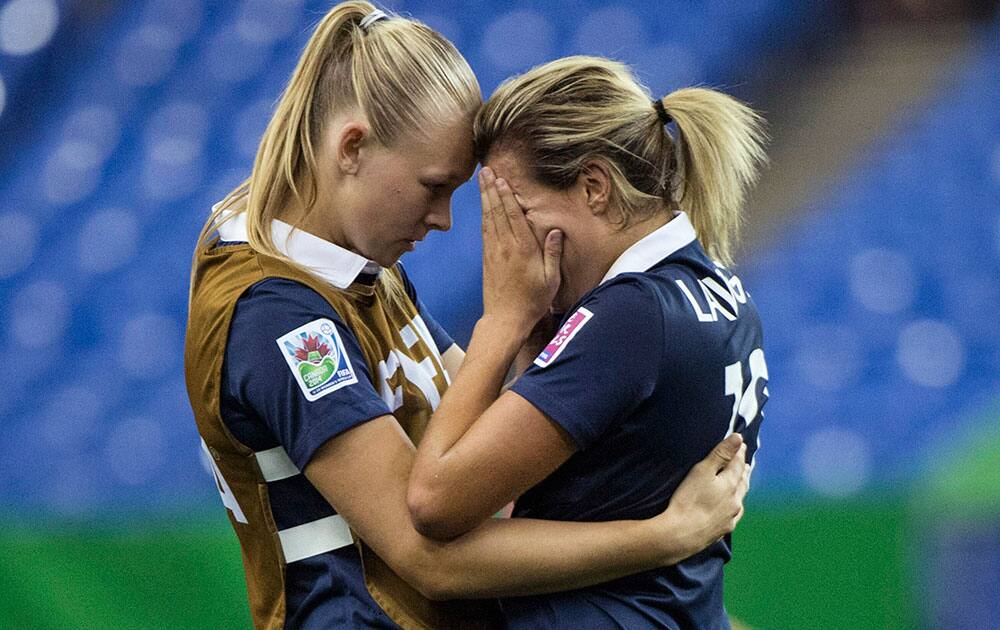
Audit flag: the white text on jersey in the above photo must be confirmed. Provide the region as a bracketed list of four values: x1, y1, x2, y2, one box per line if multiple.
[676, 268, 748, 322]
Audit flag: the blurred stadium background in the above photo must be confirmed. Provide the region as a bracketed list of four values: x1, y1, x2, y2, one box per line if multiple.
[1, 0, 999, 627]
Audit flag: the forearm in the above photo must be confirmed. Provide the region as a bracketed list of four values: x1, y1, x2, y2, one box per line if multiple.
[411, 318, 524, 494]
[416, 514, 693, 600]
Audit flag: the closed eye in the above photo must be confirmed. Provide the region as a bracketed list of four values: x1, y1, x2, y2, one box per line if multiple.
[421, 181, 450, 194]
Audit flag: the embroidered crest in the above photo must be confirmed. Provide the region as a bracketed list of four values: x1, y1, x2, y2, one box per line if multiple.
[533, 307, 594, 368]
[276, 318, 358, 401]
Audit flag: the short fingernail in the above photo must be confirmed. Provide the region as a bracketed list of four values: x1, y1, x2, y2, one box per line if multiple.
[481, 167, 493, 180]
[496, 178, 507, 190]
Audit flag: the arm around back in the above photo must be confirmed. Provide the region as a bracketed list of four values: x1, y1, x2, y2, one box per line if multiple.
[305, 413, 750, 600]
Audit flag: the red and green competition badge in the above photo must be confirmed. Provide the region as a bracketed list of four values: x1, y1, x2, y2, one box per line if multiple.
[276, 319, 358, 401]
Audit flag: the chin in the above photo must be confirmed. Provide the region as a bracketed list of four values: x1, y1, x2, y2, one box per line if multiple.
[361, 242, 400, 269]
[374, 253, 401, 268]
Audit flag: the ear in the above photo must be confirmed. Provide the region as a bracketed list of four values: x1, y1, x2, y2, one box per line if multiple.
[333, 121, 369, 175]
[577, 159, 612, 215]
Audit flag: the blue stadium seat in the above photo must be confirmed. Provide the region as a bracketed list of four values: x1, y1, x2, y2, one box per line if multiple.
[0, 0, 865, 513]
[742, 16, 1000, 494]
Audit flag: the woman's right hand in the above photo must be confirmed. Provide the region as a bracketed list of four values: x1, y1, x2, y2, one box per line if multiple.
[478, 167, 562, 334]
[653, 433, 750, 564]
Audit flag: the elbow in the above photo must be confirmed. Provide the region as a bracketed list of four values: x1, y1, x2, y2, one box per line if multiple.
[406, 481, 467, 542]
[398, 541, 461, 601]
[411, 570, 458, 602]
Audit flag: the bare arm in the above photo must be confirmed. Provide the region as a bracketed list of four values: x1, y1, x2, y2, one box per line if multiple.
[409, 168, 575, 537]
[409, 317, 574, 538]
[305, 414, 747, 601]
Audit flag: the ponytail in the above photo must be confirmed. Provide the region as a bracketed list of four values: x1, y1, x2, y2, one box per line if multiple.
[659, 89, 767, 265]
[203, 1, 376, 257]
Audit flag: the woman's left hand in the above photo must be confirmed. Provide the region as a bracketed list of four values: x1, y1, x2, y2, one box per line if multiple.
[652, 433, 750, 564]
[479, 166, 563, 333]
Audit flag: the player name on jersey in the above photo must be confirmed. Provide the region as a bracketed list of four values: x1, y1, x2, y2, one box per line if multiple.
[676, 267, 748, 323]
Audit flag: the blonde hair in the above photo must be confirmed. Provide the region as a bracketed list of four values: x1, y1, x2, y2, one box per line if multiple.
[474, 56, 766, 266]
[198, 1, 481, 299]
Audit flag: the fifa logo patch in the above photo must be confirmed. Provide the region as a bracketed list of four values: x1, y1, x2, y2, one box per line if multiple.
[533, 307, 594, 369]
[276, 318, 358, 401]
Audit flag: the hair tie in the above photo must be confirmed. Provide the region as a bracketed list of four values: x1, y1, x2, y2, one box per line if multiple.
[653, 99, 672, 125]
[360, 9, 389, 32]
[653, 99, 683, 203]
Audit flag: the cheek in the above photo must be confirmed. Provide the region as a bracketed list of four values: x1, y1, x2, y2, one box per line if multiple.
[524, 214, 549, 244]
[527, 210, 576, 248]
[374, 185, 421, 224]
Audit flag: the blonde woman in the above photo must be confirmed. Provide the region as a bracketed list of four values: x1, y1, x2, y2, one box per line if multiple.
[408, 56, 769, 628]
[186, 4, 750, 629]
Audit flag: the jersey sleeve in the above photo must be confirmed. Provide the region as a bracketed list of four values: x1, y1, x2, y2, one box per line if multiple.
[395, 263, 456, 353]
[223, 278, 392, 469]
[510, 278, 663, 450]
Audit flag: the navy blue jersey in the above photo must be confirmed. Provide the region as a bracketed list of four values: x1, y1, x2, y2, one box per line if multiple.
[505, 213, 767, 629]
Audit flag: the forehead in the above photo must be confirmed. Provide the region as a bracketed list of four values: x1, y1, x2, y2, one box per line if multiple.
[399, 119, 475, 177]
[482, 149, 535, 190]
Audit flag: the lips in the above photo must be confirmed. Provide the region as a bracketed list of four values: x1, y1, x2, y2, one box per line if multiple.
[400, 229, 427, 253]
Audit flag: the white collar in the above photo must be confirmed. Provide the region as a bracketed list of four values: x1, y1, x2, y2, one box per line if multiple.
[214, 205, 381, 290]
[600, 212, 697, 284]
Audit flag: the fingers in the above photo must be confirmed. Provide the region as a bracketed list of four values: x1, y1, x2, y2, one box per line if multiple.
[720, 499, 746, 538]
[482, 168, 512, 236]
[543, 229, 563, 287]
[480, 167, 535, 246]
[731, 504, 745, 529]
[703, 433, 743, 474]
[737, 464, 750, 499]
[717, 443, 747, 486]
[495, 177, 531, 242]
[478, 168, 497, 239]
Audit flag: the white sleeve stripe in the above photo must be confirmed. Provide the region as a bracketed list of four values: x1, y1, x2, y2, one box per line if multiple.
[255, 446, 300, 482]
[279, 515, 354, 563]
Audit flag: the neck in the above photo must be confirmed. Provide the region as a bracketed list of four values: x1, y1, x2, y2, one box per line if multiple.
[274, 176, 347, 249]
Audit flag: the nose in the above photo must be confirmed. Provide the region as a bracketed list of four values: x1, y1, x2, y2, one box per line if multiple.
[425, 197, 452, 232]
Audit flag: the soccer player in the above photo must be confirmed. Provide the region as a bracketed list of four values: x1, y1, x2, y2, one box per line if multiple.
[186, 4, 750, 629]
[408, 56, 769, 628]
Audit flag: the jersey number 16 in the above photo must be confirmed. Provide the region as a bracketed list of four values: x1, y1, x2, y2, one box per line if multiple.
[724, 348, 768, 464]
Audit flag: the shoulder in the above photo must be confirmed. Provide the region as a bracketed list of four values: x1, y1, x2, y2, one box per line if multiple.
[578, 274, 663, 322]
[239, 277, 335, 311]
[234, 277, 347, 325]
[533, 276, 663, 368]
[225, 278, 377, 403]
[229, 278, 356, 353]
